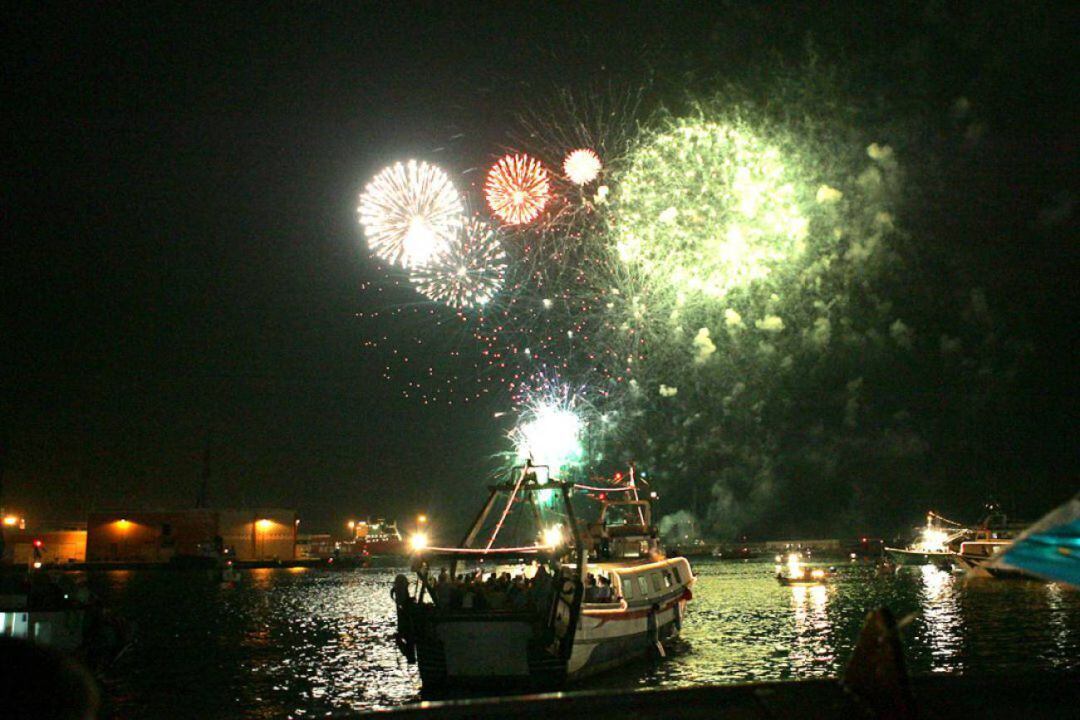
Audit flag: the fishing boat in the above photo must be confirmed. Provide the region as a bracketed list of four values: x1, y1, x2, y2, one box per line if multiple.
[885, 512, 969, 568]
[392, 463, 693, 690]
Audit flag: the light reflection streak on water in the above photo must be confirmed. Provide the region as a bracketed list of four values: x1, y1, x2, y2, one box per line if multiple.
[789, 584, 835, 672]
[917, 565, 963, 672]
[1042, 583, 1074, 670]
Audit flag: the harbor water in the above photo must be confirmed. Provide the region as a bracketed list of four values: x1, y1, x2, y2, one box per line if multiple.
[86, 559, 1080, 718]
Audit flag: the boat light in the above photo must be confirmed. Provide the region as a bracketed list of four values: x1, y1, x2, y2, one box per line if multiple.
[542, 526, 564, 549]
[3, 515, 19, 527]
[409, 532, 429, 552]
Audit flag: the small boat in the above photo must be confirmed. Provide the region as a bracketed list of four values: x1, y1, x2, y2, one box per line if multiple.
[219, 560, 242, 583]
[0, 570, 131, 669]
[775, 553, 835, 586]
[393, 463, 694, 690]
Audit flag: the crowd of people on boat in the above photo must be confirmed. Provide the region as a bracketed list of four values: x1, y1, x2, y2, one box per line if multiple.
[425, 565, 621, 611]
[430, 565, 552, 611]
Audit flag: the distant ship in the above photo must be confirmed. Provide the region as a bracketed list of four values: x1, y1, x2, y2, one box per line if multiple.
[356, 518, 405, 556]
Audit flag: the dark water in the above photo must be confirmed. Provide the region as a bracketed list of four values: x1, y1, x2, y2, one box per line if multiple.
[85, 560, 1080, 718]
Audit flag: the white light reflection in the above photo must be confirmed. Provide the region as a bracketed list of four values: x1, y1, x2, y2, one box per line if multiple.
[1043, 583, 1074, 669]
[789, 583, 835, 674]
[918, 565, 964, 672]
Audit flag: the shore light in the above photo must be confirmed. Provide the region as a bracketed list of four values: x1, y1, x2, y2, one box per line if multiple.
[409, 532, 429, 552]
[257, 519, 273, 530]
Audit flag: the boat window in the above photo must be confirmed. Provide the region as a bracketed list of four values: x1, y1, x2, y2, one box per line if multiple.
[621, 576, 634, 599]
[672, 566, 682, 584]
[650, 574, 662, 592]
[637, 576, 649, 597]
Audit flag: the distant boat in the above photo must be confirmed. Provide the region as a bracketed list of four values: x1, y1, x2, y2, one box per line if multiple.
[775, 552, 836, 586]
[885, 512, 968, 568]
[393, 464, 694, 690]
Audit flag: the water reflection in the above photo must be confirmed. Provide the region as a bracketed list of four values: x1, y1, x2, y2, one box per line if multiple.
[789, 584, 836, 673]
[93, 560, 1080, 718]
[916, 565, 964, 672]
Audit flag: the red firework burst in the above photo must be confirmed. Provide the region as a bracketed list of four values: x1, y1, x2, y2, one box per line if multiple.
[485, 153, 551, 225]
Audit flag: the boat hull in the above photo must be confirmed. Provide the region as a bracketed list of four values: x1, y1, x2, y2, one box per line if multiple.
[414, 613, 563, 689]
[569, 590, 686, 677]
[412, 579, 689, 689]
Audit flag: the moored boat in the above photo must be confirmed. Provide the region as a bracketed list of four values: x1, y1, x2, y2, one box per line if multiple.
[392, 463, 693, 690]
[953, 539, 1013, 575]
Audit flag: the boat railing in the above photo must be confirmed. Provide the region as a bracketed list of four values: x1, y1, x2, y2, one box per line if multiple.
[581, 597, 628, 615]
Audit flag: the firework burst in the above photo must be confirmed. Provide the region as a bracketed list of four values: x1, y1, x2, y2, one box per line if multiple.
[410, 218, 507, 309]
[510, 384, 584, 472]
[485, 153, 551, 225]
[358, 160, 464, 268]
[563, 148, 602, 185]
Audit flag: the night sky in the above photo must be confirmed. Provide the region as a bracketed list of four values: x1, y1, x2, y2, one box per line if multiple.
[4, 3, 1076, 537]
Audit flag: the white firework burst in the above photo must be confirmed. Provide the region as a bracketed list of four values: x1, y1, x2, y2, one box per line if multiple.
[563, 148, 603, 185]
[410, 218, 507, 309]
[358, 160, 464, 268]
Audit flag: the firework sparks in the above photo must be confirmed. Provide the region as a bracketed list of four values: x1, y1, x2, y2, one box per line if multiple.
[511, 390, 584, 472]
[563, 148, 602, 185]
[410, 218, 507, 309]
[615, 119, 809, 300]
[358, 160, 464, 268]
[485, 153, 551, 225]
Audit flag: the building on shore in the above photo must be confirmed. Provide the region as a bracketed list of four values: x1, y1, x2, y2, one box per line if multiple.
[85, 508, 297, 563]
[1, 523, 87, 565]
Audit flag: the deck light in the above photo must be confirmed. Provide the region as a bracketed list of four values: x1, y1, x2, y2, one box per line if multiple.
[542, 526, 564, 549]
[408, 532, 429, 552]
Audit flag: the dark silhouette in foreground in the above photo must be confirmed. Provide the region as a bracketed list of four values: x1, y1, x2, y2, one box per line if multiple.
[0, 636, 99, 720]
